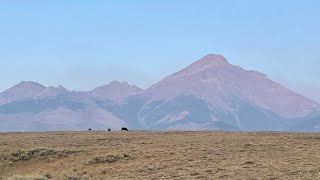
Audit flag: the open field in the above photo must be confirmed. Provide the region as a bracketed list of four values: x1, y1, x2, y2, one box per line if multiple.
[0, 131, 320, 180]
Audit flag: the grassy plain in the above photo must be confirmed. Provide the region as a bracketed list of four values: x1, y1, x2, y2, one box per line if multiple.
[0, 131, 320, 179]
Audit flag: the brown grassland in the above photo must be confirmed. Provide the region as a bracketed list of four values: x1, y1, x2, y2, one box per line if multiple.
[0, 131, 320, 179]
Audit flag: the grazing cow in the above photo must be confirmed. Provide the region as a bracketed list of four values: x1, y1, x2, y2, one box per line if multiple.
[121, 127, 129, 131]
[88, 128, 92, 131]
[108, 128, 111, 132]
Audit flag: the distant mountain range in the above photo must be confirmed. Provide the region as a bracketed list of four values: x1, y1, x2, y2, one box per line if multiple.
[1, 54, 320, 132]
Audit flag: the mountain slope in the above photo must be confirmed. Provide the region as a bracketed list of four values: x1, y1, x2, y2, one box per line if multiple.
[145, 54, 319, 118]
[0, 81, 46, 105]
[133, 54, 320, 130]
[88, 81, 143, 101]
[35, 85, 68, 99]
[0, 93, 127, 132]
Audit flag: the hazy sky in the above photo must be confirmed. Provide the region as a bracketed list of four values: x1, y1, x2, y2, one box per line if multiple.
[0, 1, 319, 103]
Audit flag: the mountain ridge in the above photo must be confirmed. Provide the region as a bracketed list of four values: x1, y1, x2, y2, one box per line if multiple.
[88, 80, 143, 101]
[0, 54, 319, 132]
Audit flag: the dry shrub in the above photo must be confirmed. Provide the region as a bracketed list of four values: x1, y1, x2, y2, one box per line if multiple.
[3, 148, 78, 162]
[65, 176, 89, 180]
[87, 153, 132, 164]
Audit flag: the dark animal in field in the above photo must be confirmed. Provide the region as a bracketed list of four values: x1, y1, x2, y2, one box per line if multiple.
[121, 127, 129, 131]
[88, 128, 92, 131]
[108, 128, 111, 132]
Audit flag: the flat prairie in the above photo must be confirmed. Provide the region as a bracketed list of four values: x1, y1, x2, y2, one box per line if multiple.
[0, 131, 320, 180]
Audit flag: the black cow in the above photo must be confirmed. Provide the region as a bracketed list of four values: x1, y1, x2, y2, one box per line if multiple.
[88, 128, 92, 131]
[108, 128, 111, 132]
[121, 127, 129, 131]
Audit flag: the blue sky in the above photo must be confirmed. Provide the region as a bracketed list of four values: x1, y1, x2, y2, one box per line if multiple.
[0, 1, 319, 102]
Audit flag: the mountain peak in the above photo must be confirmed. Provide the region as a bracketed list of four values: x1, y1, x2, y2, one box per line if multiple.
[15, 81, 46, 88]
[108, 80, 130, 86]
[166, 54, 231, 79]
[35, 85, 68, 99]
[57, 85, 66, 90]
[0, 81, 47, 104]
[186, 54, 231, 72]
[89, 81, 142, 101]
[7, 81, 46, 93]
[109, 80, 122, 85]
[201, 54, 228, 61]
[195, 54, 230, 67]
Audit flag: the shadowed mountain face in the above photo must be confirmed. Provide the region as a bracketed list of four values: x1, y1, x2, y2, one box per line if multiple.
[0, 54, 319, 132]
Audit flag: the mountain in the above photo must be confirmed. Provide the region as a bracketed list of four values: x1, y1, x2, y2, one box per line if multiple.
[35, 85, 68, 99]
[0, 82, 70, 104]
[0, 54, 319, 132]
[88, 81, 143, 101]
[108, 54, 320, 131]
[290, 112, 320, 132]
[145, 54, 318, 118]
[0, 81, 46, 105]
[0, 83, 127, 131]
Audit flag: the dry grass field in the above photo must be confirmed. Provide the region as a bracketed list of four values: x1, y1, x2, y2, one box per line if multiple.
[0, 131, 320, 180]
